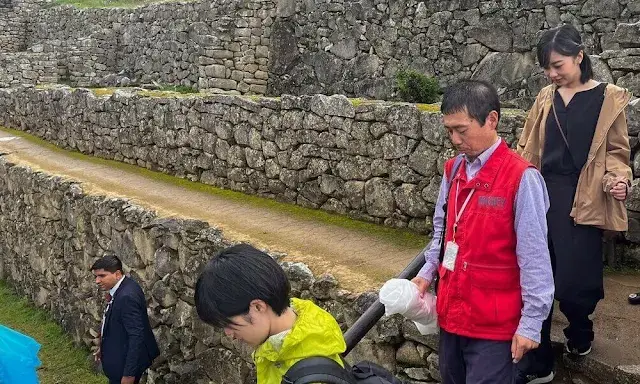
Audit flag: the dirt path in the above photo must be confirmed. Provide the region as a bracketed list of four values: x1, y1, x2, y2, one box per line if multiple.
[0, 129, 424, 292]
[2, 128, 639, 375]
[551, 274, 640, 368]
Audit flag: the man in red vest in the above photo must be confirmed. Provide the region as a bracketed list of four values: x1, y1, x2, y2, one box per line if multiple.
[412, 80, 554, 384]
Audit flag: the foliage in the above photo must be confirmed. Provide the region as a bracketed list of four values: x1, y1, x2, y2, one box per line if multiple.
[156, 84, 198, 94]
[395, 69, 442, 104]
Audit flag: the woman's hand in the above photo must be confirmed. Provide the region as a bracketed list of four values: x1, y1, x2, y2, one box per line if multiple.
[609, 181, 628, 201]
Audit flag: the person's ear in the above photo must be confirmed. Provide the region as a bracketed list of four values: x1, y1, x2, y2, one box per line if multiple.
[576, 51, 584, 65]
[249, 299, 268, 313]
[484, 110, 499, 131]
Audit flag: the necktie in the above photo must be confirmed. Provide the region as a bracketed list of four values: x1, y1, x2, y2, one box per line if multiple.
[101, 293, 113, 338]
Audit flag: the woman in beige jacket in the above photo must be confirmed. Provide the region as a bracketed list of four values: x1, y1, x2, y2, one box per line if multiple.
[515, 24, 632, 384]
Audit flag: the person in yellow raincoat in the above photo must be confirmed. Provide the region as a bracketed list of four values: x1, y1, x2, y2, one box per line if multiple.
[194, 243, 346, 383]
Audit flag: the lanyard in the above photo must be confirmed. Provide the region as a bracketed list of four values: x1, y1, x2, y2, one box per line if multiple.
[452, 177, 475, 242]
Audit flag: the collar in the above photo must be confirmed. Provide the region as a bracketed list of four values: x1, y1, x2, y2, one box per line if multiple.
[109, 275, 126, 298]
[456, 139, 509, 192]
[464, 137, 502, 166]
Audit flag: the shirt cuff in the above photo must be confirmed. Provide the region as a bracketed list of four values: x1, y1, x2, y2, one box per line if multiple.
[516, 316, 543, 343]
[416, 263, 437, 282]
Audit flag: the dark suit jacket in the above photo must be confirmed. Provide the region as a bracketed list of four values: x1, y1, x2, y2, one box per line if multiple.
[101, 276, 160, 381]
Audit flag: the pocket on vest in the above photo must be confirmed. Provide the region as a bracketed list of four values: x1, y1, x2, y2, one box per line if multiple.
[467, 263, 521, 328]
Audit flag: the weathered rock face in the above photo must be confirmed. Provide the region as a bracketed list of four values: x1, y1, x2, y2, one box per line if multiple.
[0, 52, 58, 87]
[0, 0, 33, 53]
[0, 86, 528, 234]
[0, 158, 442, 383]
[1, 0, 639, 102]
[268, 0, 640, 102]
[2, 0, 640, 102]
[1, 86, 639, 239]
[10, 0, 274, 93]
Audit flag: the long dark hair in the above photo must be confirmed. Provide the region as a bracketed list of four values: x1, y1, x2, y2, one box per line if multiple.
[537, 24, 593, 84]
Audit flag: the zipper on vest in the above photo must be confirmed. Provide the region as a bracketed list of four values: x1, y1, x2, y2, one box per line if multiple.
[464, 262, 517, 270]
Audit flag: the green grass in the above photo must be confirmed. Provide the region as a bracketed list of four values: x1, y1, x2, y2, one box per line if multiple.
[604, 264, 640, 275]
[0, 281, 106, 384]
[0, 127, 426, 249]
[156, 84, 198, 94]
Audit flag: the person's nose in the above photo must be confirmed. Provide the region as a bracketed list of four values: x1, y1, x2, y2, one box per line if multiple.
[546, 68, 557, 79]
[224, 327, 234, 338]
[449, 131, 462, 146]
[95, 277, 100, 284]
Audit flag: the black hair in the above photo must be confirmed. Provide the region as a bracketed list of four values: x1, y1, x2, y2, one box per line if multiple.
[194, 243, 291, 328]
[441, 80, 501, 125]
[90, 255, 123, 274]
[537, 24, 593, 84]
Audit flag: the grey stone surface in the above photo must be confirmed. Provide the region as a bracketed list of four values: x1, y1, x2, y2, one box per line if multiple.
[0, 52, 58, 86]
[2, 0, 639, 104]
[0, 158, 439, 384]
[265, 0, 638, 102]
[3, 86, 639, 237]
[614, 21, 640, 48]
[1, 0, 274, 94]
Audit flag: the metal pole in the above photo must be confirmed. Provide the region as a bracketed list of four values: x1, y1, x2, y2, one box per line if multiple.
[342, 247, 428, 356]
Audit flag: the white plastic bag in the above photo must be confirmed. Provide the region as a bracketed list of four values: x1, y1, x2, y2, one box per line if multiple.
[379, 278, 438, 335]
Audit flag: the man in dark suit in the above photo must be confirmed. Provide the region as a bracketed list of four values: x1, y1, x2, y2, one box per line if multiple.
[91, 255, 160, 384]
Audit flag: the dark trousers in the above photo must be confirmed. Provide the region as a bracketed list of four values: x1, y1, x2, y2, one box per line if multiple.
[108, 376, 141, 384]
[518, 175, 603, 376]
[439, 329, 515, 384]
[518, 298, 598, 375]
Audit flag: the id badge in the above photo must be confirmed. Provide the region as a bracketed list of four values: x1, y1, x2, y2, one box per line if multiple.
[443, 241, 459, 271]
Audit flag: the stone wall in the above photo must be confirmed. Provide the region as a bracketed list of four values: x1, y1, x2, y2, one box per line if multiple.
[0, 0, 25, 52]
[0, 0, 58, 86]
[0, 86, 529, 234]
[3, 0, 639, 102]
[0, 157, 442, 383]
[0, 52, 58, 87]
[269, 0, 640, 105]
[1, 86, 639, 245]
[2, 86, 640, 264]
[25, 0, 274, 92]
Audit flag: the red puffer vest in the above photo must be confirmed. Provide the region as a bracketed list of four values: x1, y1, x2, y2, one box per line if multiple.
[436, 140, 532, 341]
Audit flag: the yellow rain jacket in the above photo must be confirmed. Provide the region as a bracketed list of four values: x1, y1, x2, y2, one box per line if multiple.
[253, 298, 346, 384]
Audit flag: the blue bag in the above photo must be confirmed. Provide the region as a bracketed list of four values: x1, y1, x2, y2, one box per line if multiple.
[0, 325, 41, 384]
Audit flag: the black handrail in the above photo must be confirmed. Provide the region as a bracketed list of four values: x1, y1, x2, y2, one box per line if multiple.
[342, 246, 428, 356]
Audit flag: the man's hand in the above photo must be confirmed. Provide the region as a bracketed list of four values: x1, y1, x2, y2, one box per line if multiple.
[121, 376, 135, 384]
[511, 334, 539, 363]
[411, 276, 431, 296]
[93, 347, 101, 362]
[610, 181, 628, 201]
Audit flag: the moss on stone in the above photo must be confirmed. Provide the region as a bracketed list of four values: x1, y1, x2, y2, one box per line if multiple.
[90, 88, 117, 97]
[53, 0, 195, 9]
[136, 89, 206, 98]
[415, 103, 440, 113]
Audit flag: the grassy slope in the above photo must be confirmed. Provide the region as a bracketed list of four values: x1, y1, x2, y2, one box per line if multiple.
[0, 281, 106, 384]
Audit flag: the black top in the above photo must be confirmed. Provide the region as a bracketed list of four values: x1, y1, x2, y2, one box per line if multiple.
[541, 83, 607, 176]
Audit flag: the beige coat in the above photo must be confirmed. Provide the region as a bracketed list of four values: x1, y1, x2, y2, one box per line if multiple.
[517, 84, 633, 231]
